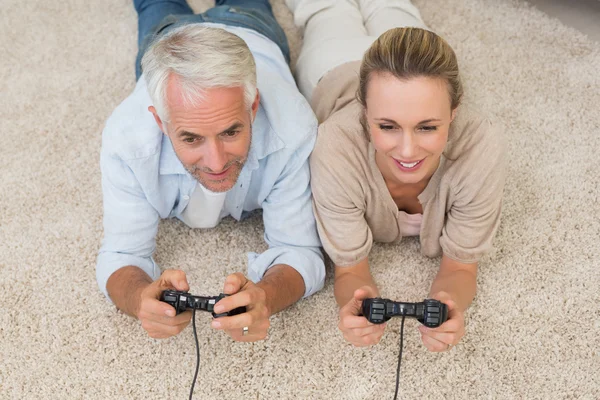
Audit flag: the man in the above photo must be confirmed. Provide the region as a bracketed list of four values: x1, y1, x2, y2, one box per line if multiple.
[97, 0, 325, 342]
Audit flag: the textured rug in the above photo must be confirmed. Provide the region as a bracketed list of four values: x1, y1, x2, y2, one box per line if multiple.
[1, 0, 599, 399]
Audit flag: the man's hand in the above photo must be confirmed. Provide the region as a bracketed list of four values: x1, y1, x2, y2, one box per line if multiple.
[418, 291, 465, 352]
[210, 273, 270, 342]
[338, 286, 386, 347]
[136, 269, 192, 339]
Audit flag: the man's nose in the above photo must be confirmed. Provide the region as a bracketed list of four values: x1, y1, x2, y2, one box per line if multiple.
[203, 141, 227, 172]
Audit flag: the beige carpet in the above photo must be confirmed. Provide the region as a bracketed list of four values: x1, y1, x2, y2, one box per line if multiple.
[1, 0, 599, 398]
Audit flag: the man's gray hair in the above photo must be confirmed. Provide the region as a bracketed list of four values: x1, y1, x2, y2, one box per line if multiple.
[141, 24, 257, 123]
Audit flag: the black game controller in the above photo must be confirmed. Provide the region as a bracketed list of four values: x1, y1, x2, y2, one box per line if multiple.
[361, 298, 448, 328]
[160, 290, 246, 318]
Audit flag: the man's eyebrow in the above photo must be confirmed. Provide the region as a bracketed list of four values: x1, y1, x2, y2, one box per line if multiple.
[218, 122, 244, 135]
[176, 122, 245, 138]
[177, 130, 202, 138]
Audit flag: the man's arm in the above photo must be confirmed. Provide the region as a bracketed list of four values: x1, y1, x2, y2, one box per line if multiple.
[107, 266, 194, 339]
[98, 137, 195, 338]
[106, 266, 153, 318]
[256, 264, 306, 315]
[246, 134, 326, 299]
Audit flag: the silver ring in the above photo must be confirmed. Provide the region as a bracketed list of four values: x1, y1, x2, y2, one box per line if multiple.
[242, 326, 249, 336]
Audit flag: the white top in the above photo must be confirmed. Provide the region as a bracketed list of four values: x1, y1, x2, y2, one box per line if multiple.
[180, 183, 228, 228]
[398, 211, 422, 237]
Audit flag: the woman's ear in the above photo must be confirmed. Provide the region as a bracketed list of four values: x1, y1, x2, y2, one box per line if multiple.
[450, 108, 457, 123]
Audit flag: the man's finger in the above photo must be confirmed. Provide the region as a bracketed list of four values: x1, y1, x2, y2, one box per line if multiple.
[223, 272, 249, 295]
[139, 297, 176, 319]
[214, 289, 252, 314]
[226, 328, 268, 342]
[142, 318, 190, 338]
[211, 311, 254, 331]
[159, 269, 190, 291]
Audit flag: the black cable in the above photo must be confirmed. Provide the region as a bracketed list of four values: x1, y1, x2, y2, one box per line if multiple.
[393, 314, 407, 400]
[189, 309, 200, 400]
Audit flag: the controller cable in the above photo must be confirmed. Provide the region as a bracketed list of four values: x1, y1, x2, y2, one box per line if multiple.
[189, 309, 200, 400]
[393, 313, 407, 400]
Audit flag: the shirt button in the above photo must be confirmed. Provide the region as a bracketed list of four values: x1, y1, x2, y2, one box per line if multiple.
[183, 195, 190, 200]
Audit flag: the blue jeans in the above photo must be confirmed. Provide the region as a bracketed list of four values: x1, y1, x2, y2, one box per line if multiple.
[133, 0, 290, 80]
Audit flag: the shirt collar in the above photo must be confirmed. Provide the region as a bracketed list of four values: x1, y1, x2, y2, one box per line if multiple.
[159, 134, 188, 175]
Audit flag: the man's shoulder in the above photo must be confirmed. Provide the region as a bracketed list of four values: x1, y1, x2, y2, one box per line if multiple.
[102, 79, 163, 161]
[256, 75, 318, 152]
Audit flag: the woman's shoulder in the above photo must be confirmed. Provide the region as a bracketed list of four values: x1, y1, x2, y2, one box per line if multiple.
[312, 101, 369, 160]
[310, 102, 372, 188]
[442, 106, 508, 193]
[445, 106, 507, 169]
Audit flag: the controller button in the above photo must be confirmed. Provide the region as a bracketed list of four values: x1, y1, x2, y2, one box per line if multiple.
[427, 306, 439, 312]
[373, 303, 384, 309]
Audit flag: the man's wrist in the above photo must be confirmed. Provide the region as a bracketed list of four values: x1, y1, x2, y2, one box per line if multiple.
[107, 266, 153, 318]
[256, 264, 304, 316]
[129, 281, 150, 318]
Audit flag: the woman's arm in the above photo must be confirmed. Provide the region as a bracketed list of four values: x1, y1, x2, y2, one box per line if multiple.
[419, 254, 478, 352]
[334, 257, 378, 307]
[429, 255, 478, 312]
[335, 257, 387, 346]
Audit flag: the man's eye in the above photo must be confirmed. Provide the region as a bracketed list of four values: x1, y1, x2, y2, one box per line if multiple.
[183, 137, 196, 143]
[379, 124, 395, 131]
[222, 130, 240, 138]
[419, 126, 438, 132]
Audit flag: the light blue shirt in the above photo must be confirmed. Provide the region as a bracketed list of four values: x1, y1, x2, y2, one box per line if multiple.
[97, 23, 325, 301]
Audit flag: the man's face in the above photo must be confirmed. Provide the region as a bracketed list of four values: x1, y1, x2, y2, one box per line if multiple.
[151, 75, 258, 193]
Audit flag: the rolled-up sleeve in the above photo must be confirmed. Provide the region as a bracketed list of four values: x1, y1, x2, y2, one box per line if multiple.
[248, 136, 325, 298]
[96, 148, 161, 302]
[440, 120, 508, 263]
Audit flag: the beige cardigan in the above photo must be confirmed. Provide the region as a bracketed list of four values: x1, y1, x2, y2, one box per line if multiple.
[309, 61, 507, 266]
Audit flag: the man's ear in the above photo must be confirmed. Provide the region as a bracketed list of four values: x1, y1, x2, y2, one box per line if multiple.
[148, 106, 168, 135]
[251, 89, 260, 122]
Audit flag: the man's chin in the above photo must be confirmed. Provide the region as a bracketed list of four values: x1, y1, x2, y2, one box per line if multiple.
[194, 177, 234, 193]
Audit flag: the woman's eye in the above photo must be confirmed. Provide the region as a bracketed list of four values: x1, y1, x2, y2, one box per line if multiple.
[419, 126, 437, 132]
[379, 124, 395, 131]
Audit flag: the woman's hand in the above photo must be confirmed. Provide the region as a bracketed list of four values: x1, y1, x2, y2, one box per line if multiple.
[338, 286, 387, 347]
[418, 291, 465, 352]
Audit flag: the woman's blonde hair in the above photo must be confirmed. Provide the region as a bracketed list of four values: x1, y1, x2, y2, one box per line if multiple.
[357, 27, 463, 112]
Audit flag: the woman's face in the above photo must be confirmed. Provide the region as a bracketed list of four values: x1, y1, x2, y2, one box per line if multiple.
[365, 73, 455, 186]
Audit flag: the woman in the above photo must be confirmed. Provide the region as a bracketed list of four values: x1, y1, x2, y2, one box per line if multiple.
[286, 0, 507, 351]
